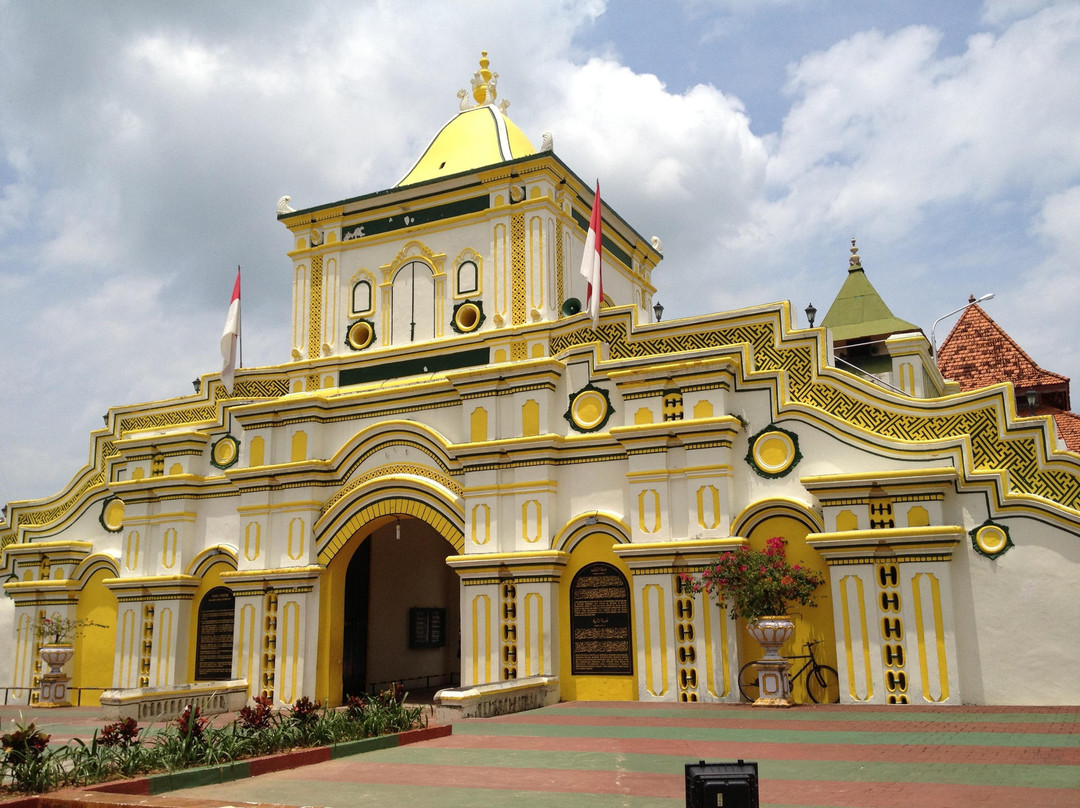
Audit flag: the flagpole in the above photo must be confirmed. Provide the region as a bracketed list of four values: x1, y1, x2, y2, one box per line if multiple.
[237, 265, 243, 370]
[579, 181, 602, 328]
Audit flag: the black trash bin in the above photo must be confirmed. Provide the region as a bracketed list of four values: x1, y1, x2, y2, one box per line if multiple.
[685, 759, 759, 808]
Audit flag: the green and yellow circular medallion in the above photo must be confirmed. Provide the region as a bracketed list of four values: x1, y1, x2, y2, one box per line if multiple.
[565, 384, 613, 433]
[346, 320, 375, 351]
[100, 496, 125, 532]
[211, 435, 240, 470]
[746, 425, 802, 479]
[970, 520, 1013, 559]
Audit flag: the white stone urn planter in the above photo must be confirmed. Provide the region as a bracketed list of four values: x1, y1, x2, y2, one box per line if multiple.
[38, 642, 75, 707]
[39, 643, 75, 675]
[747, 616, 794, 707]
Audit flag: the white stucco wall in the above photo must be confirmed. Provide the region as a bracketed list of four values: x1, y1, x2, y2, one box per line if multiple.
[952, 517, 1080, 704]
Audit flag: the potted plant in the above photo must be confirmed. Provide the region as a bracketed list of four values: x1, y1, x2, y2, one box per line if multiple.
[680, 537, 826, 705]
[33, 615, 107, 674]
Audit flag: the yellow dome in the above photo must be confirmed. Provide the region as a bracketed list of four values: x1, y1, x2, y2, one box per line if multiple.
[398, 52, 537, 186]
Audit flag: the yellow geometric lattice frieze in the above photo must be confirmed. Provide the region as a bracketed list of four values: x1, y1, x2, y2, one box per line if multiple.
[552, 316, 1080, 512]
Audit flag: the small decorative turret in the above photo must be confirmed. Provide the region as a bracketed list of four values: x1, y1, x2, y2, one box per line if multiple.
[849, 237, 862, 271]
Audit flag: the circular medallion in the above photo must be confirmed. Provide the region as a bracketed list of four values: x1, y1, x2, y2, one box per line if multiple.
[755, 432, 795, 474]
[565, 384, 613, 433]
[572, 392, 606, 429]
[971, 520, 1012, 559]
[451, 300, 485, 334]
[211, 435, 240, 470]
[346, 320, 375, 351]
[746, 425, 801, 478]
[100, 496, 125, 532]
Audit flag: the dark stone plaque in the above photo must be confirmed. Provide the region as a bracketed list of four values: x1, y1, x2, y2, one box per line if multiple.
[195, 587, 235, 680]
[571, 562, 633, 675]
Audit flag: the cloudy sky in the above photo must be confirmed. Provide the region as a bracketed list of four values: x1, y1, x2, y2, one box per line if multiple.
[2, 0, 1078, 510]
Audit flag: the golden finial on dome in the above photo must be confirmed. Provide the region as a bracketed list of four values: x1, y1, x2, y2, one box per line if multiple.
[460, 51, 500, 109]
[849, 237, 862, 270]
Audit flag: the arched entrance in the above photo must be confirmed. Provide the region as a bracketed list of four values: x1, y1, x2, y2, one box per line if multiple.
[339, 515, 460, 699]
[732, 501, 836, 693]
[318, 486, 465, 705]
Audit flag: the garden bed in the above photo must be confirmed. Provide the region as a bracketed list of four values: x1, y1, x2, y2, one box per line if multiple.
[1, 688, 438, 798]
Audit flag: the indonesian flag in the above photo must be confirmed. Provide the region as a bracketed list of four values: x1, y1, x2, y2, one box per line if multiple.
[220, 267, 241, 393]
[579, 182, 603, 326]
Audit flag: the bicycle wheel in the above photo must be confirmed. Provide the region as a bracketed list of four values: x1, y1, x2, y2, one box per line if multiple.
[737, 662, 760, 702]
[806, 664, 840, 704]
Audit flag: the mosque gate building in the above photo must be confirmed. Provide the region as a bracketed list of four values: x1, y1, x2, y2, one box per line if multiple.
[2, 55, 1078, 709]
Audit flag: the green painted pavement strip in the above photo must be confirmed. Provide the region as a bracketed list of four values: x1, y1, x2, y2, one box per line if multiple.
[176, 777, 684, 808]
[452, 720, 1079, 748]
[367, 746, 1079, 789]
[538, 706, 1080, 724]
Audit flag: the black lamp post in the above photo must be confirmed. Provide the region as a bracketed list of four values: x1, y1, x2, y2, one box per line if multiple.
[805, 303, 817, 327]
[653, 301, 664, 322]
[1026, 388, 1038, 416]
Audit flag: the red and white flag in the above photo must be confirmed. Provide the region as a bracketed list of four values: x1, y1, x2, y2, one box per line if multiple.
[220, 267, 241, 393]
[579, 182, 603, 326]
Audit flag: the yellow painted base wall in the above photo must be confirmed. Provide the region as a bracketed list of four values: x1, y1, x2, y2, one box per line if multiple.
[74, 568, 118, 706]
[744, 515, 838, 701]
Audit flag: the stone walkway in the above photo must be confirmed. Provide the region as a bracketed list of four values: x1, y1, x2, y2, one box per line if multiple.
[170, 701, 1080, 807]
[2, 701, 1077, 807]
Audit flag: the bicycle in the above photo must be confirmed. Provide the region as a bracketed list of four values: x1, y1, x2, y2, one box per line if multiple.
[738, 640, 840, 704]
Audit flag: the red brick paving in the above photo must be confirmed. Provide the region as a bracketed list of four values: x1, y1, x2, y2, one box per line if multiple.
[5, 701, 1077, 808]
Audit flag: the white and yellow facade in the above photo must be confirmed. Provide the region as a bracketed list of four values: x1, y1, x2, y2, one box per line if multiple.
[2, 55, 1079, 707]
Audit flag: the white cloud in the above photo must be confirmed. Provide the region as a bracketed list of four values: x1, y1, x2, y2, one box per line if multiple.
[128, 36, 227, 92]
[1011, 185, 1080, 375]
[548, 58, 765, 203]
[981, 0, 1061, 25]
[764, 6, 1080, 242]
[0, 150, 37, 236]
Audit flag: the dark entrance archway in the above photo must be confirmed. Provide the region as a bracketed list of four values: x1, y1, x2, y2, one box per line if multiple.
[342, 540, 371, 699]
[340, 515, 460, 698]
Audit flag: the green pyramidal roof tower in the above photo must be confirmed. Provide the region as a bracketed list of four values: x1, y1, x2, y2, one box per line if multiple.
[821, 239, 919, 343]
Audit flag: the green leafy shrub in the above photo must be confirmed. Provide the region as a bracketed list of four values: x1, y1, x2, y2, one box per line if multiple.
[1, 719, 61, 793]
[0, 686, 429, 795]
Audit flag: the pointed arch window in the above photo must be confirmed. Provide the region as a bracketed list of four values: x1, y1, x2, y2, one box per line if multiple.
[392, 260, 436, 344]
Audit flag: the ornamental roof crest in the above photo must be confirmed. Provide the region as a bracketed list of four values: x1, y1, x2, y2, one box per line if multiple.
[458, 51, 510, 114]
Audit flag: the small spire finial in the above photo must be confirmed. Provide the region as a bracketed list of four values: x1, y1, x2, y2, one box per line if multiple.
[848, 237, 862, 271]
[463, 51, 499, 107]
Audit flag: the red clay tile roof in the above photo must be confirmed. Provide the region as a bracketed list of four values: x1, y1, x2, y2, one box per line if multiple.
[937, 304, 1069, 391]
[1052, 410, 1080, 453]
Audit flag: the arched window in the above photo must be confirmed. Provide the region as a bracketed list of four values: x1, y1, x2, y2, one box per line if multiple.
[457, 260, 478, 295]
[351, 279, 372, 315]
[391, 260, 436, 344]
